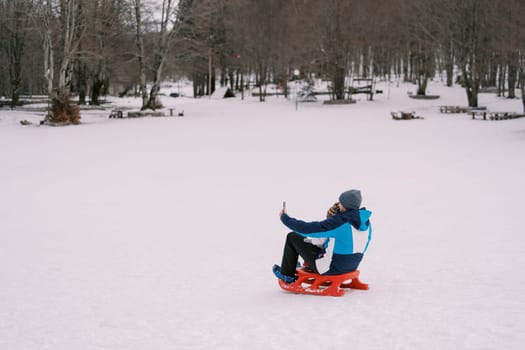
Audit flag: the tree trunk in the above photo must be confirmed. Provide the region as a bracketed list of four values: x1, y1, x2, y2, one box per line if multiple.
[41, 0, 55, 104]
[415, 45, 432, 96]
[331, 64, 346, 100]
[91, 79, 105, 106]
[192, 72, 206, 97]
[507, 52, 518, 99]
[256, 61, 267, 102]
[133, 0, 148, 108]
[228, 71, 234, 91]
[444, 40, 454, 87]
[497, 63, 506, 97]
[462, 65, 479, 107]
[8, 52, 22, 107]
[90, 60, 107, 106]
[519, 52, 525, 114]
[240, 73, 244, 100]
[417, 74, 429, 95]
[403, 50, 411, 82]
[521, 75, 525, 114]
[362, 47, 370, 78]
[486, 53, 498, 87]
[258, 85, 265, 102]
[76, 61, 87, 105]
[146, 55, 166, 107]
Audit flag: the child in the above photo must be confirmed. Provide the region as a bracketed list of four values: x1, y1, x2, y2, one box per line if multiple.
[273, 189, 372, 283]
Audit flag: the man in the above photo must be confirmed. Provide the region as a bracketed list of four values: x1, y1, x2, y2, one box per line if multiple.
[273, 189, 372, 283]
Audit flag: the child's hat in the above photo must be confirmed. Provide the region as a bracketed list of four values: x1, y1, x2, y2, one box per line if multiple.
[339, 189, 362, 210]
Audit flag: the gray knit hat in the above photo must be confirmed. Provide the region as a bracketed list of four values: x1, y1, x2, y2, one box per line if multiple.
[339, 189, 362, 210]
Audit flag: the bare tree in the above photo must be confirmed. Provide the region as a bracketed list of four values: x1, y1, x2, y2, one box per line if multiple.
[172, 0, 209, 97]
[174, 0, 236, 97]
[0, 0, 35, 107]
[34, 0, 84, 123]
[130, 0, 149, 107]
[361, 0, 405, 82]
[308, 0, 356, 100]
[38, 0, 55, 99]
[519, 53, 525, 113]
[501, 0, 525, 112]
[57, 0, 85, 96]
[145, 0, 178, 109]
[406, 0, 439, 96]
[130, 0, 178, 110]
[75, 0, 131, 105]
[238, 0, 295, 101]
[447, 0, 493, 107]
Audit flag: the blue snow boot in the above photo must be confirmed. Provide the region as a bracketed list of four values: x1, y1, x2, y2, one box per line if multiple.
[272, 264, 297, 283]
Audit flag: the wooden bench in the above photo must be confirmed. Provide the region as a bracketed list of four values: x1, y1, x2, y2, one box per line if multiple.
[439, 105, 467, 113]
[347, 86, 382, 101]
[488, 112, 519, 120]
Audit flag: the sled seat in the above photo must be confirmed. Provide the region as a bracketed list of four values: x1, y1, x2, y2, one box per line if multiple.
[278, 268, 369, 297]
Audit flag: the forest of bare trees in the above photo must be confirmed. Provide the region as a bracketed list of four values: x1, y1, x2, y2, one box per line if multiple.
[1, 0, 525, 114]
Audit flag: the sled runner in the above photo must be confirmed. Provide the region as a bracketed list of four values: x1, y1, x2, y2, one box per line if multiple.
[278, 268, 369, 297]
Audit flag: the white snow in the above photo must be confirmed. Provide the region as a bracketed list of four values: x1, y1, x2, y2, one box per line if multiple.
[1, 81, 525, 350]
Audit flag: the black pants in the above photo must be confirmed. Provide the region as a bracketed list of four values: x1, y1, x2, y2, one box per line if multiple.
[280, 232, 323, 277]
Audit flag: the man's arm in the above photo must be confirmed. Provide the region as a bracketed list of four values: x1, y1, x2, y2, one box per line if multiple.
[280, 213, 344, 235]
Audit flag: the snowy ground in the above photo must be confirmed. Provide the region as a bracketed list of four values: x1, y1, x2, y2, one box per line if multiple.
[1, 81, 525, 350]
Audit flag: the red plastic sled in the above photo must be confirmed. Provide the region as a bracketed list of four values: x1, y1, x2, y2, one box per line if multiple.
[278, 268, 369, 297]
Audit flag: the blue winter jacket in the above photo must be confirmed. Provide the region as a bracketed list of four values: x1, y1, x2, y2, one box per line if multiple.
[280, 208, 372, 275]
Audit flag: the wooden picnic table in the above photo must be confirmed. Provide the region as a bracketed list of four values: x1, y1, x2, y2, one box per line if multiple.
[468, 107, 488, 120]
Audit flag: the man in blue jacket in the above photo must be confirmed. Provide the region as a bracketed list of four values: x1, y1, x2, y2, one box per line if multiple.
[273, 189, 372, 283]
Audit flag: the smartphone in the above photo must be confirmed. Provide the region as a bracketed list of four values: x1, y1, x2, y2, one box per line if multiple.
[282, 201, 286, 209]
